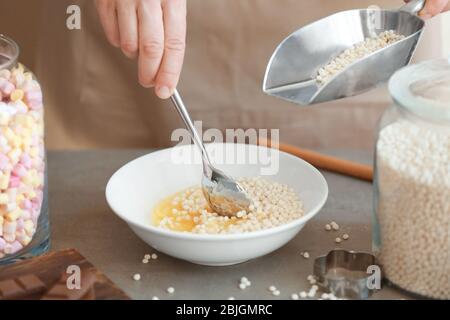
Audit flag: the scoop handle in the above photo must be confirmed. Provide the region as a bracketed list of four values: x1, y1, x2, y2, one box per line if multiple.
[399, 0, 426, 15]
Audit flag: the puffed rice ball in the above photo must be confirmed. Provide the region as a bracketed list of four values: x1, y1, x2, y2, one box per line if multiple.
[316, 30, 405, 85]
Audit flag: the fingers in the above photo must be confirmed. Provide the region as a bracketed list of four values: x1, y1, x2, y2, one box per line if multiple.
[116, 0, 139, 58]
[155, 0, 187, 99]
[95, 0, 120, 47]
[419, 0, 449, 18]
[137, 0, 165, 88]
[96, 0, 187, 98]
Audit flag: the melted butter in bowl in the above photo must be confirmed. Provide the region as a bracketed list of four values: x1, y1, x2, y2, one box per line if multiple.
[152, 177, 304, 235]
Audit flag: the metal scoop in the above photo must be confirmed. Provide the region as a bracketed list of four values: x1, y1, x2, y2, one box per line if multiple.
[170, 90, 253, 217]
[263, 0, 425, 105]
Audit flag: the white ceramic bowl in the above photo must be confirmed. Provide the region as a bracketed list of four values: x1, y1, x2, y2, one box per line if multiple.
[106, 143, 328, 266]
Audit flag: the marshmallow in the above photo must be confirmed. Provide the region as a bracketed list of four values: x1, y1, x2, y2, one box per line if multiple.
[0, 62, 45, 258]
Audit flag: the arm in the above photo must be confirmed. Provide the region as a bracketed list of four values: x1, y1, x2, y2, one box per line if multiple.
[95, 0, 187, 99]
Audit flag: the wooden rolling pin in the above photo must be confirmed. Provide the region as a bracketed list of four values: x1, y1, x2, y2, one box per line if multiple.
[257, 139, 373, 182]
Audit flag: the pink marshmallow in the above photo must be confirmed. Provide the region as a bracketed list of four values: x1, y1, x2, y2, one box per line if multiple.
[20, 153, 32, 169]
[12, 164, 27, 177]
[10, 241, 23, 253]
[36, 190, 43, 201]
[28, 99, 43, 110]
[22, 198, 32, 210]
[25, 90, 43, 110]
[16, 219, 24, 232]
[8, 175, 20, 188]
[31, 200, 40, 210]
[25, 90, 42, 102]
[0, 78, 15, 96]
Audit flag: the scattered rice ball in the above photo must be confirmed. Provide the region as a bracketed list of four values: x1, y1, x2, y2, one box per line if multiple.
[272, 290, 281, 296]
[325, 224, 332, 231]
[329, 293, 338, 300]
[151, 253, 158, 260]
[144, 254, 151, 260]
[299, 291, 307, 298]
[302, 251, 310, 259]
[316, 30, 405, 85]
[228, 297, 235, 300]
[133, 274, 141, 281]
[291, 293, 299, 300]
[167, 287, 175, 294]
[152, 296, 159, 300]
[342, 233, 350, 240]
[142, 259, 149, 264]
[307, 284, 319, 298]
[239, 277, 251, 290]
[331, 221, 340, 231]
[241, 276, 248, 283]
[335, 237, 342, 244]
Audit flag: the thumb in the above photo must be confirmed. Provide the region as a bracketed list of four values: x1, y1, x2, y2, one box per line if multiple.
[419, 0, 449, 19]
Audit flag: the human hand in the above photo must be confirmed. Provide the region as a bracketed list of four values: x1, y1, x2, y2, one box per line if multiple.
[95, 0, 187, 99]
[405, 0, 450, 19]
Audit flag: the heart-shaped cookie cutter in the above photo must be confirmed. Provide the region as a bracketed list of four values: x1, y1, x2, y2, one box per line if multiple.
[313, 249, 381, 299]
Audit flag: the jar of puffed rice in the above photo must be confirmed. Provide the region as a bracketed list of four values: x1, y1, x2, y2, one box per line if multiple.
[373, 58, 450, 299]
[0, 35, 48, 264]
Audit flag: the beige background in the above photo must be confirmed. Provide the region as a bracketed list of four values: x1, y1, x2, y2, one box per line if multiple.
[0, 0, 448, 151]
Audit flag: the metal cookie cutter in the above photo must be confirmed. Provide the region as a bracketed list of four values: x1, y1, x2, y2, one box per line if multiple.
[314, 250, 380, 299]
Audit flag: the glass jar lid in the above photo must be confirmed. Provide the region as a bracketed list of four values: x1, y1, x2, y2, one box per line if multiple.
[389, 58, 450, 123]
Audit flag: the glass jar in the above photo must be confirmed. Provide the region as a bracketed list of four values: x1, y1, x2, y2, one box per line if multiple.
[373, 58, 450, 299]
[0, 35, 49, 264]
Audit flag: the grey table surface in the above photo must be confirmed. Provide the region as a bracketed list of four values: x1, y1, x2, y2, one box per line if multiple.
[47, 149, 410, 300]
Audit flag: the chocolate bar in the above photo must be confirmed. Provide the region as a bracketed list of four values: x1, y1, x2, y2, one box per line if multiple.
[0, 249, 130, 300]
[0, 274, 46, 300]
